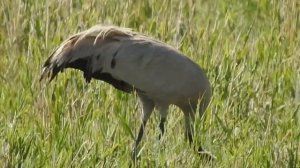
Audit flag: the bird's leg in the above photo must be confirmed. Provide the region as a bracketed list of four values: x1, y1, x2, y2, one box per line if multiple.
[132, 121, 148, 161]
[184, 112, 195, 144]
[157, 105, 168, 140]
[135, 120, 147, 148]
[158, 118, 166, 140]
[182, 105, 216, 161]
[132, 95, 154, 160]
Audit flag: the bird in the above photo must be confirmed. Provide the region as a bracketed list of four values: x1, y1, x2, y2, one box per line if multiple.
[40, 25, 214, 160]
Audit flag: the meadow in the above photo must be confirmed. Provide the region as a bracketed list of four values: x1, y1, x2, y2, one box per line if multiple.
[0, 0, 299, 167]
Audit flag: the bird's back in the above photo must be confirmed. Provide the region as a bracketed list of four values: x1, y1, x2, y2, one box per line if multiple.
[100, 37, 211, 105]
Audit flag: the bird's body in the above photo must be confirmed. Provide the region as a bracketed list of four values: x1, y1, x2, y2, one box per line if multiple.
[40, 25, 214, 160]
[103, 38, 210, 106]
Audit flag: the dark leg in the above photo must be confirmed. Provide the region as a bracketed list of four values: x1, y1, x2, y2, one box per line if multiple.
[186, 124, 194, 144]
[135, 120, 147, 147]
[184, 111, 195, 144]
[181, 104, 216, 161]
[132, 95, 155, 160]
[132, 120, 147, 160]
[158, 118, 166, 140]
[157, 105, 168, 140]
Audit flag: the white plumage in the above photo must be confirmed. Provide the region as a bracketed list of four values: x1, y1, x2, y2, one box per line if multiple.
[40, 25, 214, 160]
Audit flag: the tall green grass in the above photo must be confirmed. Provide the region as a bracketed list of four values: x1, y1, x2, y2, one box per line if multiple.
[0, 0, 299, 167]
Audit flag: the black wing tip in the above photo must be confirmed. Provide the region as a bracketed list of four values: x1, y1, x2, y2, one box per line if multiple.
[39, 65, 49, 82]
[39, 63, 61, 83]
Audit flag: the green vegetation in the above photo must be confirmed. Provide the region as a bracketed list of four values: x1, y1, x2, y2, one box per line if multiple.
[1, 0, 299, 167]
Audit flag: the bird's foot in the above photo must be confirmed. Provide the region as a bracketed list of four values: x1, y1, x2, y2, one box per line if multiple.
[197, 146, 216, 162]
[131, 146, 141, 161]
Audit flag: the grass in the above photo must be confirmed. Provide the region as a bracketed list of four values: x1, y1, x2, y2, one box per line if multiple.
[0, 0, 299, 167]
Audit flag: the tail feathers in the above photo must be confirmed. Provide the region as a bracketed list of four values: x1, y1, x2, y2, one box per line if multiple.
[39, 52, 59, 82]
[39, 48, 89, 82]
[39, 59, 63, 82]
[39, 25, 135, 82]
[39, 31, 96, 82]
[39, 43, 73, 82]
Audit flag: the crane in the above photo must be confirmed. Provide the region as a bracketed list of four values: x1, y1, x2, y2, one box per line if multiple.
[40, 25, 214, 160]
